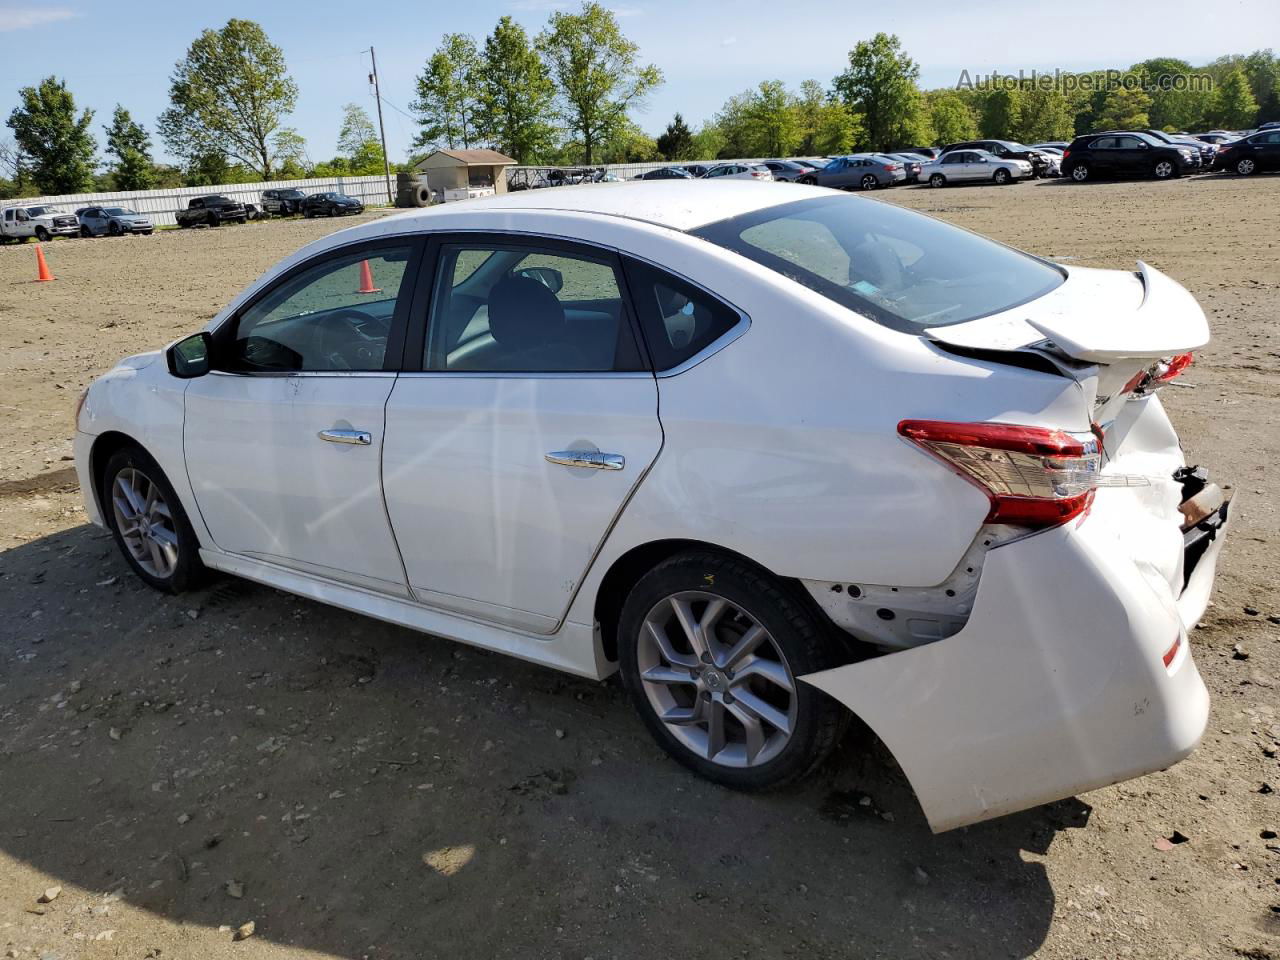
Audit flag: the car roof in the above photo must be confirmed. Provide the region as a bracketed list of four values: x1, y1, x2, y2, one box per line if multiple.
[382, 180, 806, 232]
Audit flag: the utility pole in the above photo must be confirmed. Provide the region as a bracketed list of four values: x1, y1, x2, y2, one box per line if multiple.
[367, 47, 394, 205]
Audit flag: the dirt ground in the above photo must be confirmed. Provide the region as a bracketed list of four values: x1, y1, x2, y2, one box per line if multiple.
[0, 176, 1277, 960]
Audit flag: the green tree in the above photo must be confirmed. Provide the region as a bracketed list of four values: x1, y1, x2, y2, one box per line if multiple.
[1133, 58, 1209, 132]
[712, 90, 756, 158]
[1240, 49, 1280, 125]
[744, 80, 800, 156]
[272, 128, 309, 178]
[656, 112, 694, 160]
[1014, 88, 1074, 143]
[927, 91, 977, 145]
[832, 33, 930, 149]
[103, 104, 154, 191]
[159, 19, 299, 179]
[599, 120, 661, 162]
[980, 86, 1021, 138]
[538, 1, 662, 164]
[411, 33, 482, 151]
[476, 17, 556, 163]
[794, 80, 858, 155]
[336, 103, 385, 174]
[1210, 68, 1260, 128]
[1095, 85, 1152, 129]
[691, 121, 725, 160]
[6, 76, 96, 194]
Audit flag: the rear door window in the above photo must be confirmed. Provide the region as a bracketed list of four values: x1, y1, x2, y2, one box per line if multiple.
[623, 259, 743, 372]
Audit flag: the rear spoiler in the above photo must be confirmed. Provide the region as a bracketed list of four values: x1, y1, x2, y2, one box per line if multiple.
[1025, 262, 1210, 364]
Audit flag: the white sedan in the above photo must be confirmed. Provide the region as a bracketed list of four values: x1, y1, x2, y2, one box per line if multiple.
[922, 148, 1033, 187]
[75, 181, 1229, 832]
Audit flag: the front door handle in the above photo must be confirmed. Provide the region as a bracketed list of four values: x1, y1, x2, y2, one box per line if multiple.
[319, 428, 372, 445]
[545, 450, 625, 471]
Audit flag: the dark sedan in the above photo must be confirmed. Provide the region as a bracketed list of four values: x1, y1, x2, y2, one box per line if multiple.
[635, 166, 694, 180]
[301, 192, 365, 218]
[1213, 130, 1280, 175]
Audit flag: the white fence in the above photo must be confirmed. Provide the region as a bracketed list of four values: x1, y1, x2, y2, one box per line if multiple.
[4, 174, 396, 227]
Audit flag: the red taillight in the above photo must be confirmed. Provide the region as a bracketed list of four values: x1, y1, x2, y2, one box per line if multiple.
[1062, 148, 1071, 160]
[886, 164, 901, 171]
[898, 420, 1100, 529]
[1162, 632, 1182, 668]
[1123, 352, 1194, 396]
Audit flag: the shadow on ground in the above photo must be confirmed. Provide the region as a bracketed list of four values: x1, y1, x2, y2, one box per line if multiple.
[0, 523, 1090, 959]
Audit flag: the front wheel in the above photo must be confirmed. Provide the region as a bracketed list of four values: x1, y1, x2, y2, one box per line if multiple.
[34, 226, 49, 242]
[108, 221, 122, 236]
[1236, 157, 1256, 176]
[929, 173, 946, 188]
[860, 174, 878, 191]
[993, 168, 1011, 185]
[1153, 159, 1177, 180]
[618, 551, 848, 790]
[101, 445, 205, 593]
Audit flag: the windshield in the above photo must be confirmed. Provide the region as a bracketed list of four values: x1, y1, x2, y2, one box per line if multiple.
[26, 206, 59, 216]
[691, 195, 1065, 333]
[103, 207, 136, 216]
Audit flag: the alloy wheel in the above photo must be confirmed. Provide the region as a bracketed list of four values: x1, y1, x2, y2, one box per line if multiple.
[1238, 158, 1255, 175]
[1071, 165, 1089, 181]
[111, 467, 180, 578]
[861, 175, 877, 190]
[637, 591, 798, 768]
[1154, 161, 1174, 179]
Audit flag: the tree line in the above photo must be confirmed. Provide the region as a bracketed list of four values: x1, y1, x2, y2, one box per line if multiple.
[2, 8, 1277, 199]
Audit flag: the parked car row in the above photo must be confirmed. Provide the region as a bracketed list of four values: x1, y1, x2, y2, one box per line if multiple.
[0, 189, 368, 243]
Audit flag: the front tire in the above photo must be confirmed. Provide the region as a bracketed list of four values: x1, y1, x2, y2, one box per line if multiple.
[34, 226, 49, 241]
[1153, 159, 1177, 180]
[618, 551, 848, 790]
[101, 445, 204, 594]
[993, 168, 1011, 185]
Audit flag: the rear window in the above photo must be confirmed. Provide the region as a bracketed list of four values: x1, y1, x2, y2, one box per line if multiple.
[690, 195, 1065, 333]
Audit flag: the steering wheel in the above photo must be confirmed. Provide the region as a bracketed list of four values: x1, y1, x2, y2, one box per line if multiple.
[313, 309, 385, 370]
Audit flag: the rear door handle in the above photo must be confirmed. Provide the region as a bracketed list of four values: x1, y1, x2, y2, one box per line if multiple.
[319, 428, 372, 445]
[545, 450, 625, 471]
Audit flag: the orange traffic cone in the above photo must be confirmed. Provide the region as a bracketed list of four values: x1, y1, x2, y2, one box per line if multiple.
[34, 244, 54, 282]
[357, 259, 380, 294]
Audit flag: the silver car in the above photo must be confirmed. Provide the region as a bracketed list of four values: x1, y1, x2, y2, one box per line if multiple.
[761, 159, 818, 182]
[75, 205, 154, 237]
[702, 162, 774, 181]
[922, 149, 1032, 187]
[798, 154, 906, 190]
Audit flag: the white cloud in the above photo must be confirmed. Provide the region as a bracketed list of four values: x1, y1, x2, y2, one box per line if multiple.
[720, 36, 738, 47]
[0, 7, 76, 31]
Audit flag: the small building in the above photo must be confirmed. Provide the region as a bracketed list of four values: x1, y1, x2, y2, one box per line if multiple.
[414, 148, 516, 201]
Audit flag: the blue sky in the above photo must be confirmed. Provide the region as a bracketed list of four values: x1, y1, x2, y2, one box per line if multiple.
[0, 0, 1276, 165]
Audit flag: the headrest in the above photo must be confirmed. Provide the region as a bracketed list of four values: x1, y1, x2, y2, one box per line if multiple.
[488, 275, 566, 351]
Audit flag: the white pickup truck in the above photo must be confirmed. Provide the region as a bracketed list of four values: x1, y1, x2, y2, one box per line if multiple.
[0, 204, 80, 242]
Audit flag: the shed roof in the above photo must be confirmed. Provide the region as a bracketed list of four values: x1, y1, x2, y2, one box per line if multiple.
[422, 149, 516, 165]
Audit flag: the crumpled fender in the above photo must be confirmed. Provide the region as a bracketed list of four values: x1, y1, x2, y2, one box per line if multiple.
[799, 518, 1212, 832]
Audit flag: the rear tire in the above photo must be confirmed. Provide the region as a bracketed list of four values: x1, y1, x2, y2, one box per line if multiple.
[207, 213, 219, 227]
[80, 226, 91, 238]
[618, 551, 848, 790]
[100, 444, 205, 594]
[929, 173, 946, 188]
[1236, 157, 1256, 176]
[1069, 163, 1090, 182]
[860, 174, 878, 191]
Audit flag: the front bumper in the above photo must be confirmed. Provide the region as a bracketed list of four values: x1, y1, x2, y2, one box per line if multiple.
[801, 500, 1228, 832]
[49, 225, 79, 237]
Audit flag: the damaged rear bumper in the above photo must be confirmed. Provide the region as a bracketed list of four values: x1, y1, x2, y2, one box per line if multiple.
[800, 499, 1231, 833]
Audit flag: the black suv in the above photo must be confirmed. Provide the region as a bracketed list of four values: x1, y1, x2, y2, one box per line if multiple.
[1061, 132, 1194, 182]
[261, 188, 306, 216]
[176, 195, 247, 228]
[1213, 129, 1280, 176]
[941, 139, 1052, 177]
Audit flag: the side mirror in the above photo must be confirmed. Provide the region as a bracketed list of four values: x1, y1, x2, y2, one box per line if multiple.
[167, 331, 213, 379]
[516, 266, 564, 294]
